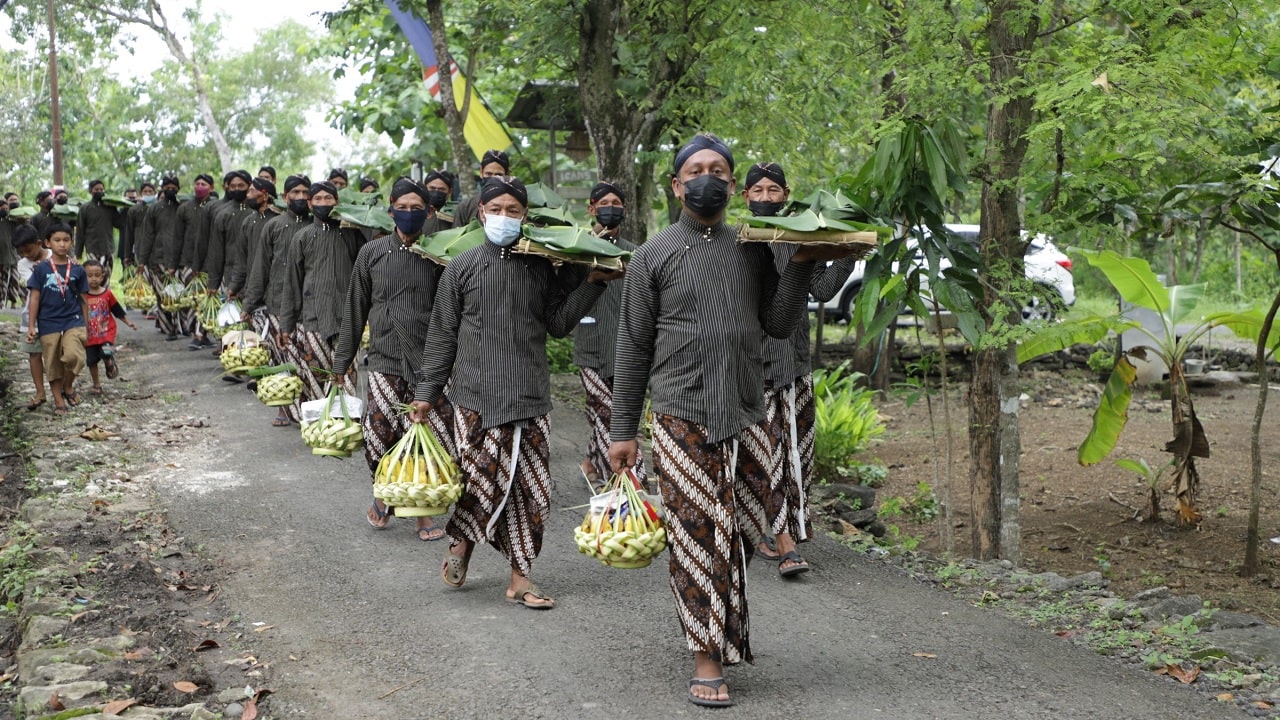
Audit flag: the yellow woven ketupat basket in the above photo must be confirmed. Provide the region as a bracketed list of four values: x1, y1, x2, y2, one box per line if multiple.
[574, 471, 667, 569]
[373, 422, 462, 517]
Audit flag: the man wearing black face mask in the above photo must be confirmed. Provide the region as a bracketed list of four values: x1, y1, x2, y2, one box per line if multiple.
[75, 179, 124, 280]
[203, 170, 254, 304]
[0, 193, 20, 307]
[739, 162, 860, 581]
[32, 191, 54, 240]
[278, 181, 364, 406]
[140, 175, 184, 339]
[423, 169, 454, 219]
[571, 181, 646, 491]
[222, 177, 278, 301]
[333, 177, 451, 540]
[120, 182, 156, 268]
[243, 174, 311, 426]
[607, 133, 856, 708]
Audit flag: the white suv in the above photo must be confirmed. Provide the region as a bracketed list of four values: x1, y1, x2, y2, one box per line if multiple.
[810, 223, 1076, 324]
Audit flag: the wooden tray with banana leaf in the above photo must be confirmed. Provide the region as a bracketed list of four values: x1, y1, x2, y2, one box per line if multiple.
[516, 225, 630, 271]
[737, 189, 891, 260]
[410, 221, 486, 266]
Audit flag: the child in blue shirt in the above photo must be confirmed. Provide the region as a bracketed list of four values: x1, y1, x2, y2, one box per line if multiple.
[25, 223, 89, 415]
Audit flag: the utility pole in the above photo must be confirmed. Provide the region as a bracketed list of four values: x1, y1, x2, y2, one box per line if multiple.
[46, 0, 64, 185]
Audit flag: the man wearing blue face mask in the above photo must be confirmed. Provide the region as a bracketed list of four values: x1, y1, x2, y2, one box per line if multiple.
[408, 175, 622, 611]
[607, 133, 856, 708]
[332, 177, 452, 542]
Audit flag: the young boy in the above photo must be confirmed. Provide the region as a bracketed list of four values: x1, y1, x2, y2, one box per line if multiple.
[25, 223, 89, 415]
[13, 224, 51, 410]
[83, 259, 137, 393]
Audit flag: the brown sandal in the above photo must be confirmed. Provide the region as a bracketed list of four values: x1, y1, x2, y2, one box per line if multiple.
[506, 584, 556, 609]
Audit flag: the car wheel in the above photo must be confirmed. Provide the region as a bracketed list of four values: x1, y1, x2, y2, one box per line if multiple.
[829, 281, 861, 325]
[1022, 286, 1064, 323]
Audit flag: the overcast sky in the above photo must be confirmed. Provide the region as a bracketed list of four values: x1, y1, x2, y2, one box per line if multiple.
[1, 0, 377, 178]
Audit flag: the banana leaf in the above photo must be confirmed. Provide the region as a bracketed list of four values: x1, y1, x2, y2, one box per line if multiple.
[102, 194, 134, 209]
[521, 225, 629, 258]
[7, 205, 39, 220]
[436, 201, 459, 223]
[527, 204, 580, 227]
[411, 221, 486, 265]
[52, 203, 80, 220]
[1078, 355, 1139, 466]
[524, 183, 566, 209]
[742, 211, 893, 239]
[333, 203, 393, 233]
[337, 187, 381, 206]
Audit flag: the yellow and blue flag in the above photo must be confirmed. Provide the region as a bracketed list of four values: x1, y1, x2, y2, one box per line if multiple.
[384, 0, 513, 161]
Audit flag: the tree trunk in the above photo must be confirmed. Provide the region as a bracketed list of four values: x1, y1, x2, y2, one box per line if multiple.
[969, 0, 1039, 562]
[426, 0, 474, 190]
[1243, 257, 1280, 575]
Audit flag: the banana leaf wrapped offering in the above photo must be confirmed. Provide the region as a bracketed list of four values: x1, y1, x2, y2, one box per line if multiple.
[7, 205, 39, 220]
[51, 203, 80, 220]
[410, 221, 486, 266]
[516, 224, 630, 271]
[299, 386, 364, 458]
[574, 471, 667, 569]
[334, 203, 394, 233]
[373, 421, 463, 517]
[248, 364, 303, 407]
[737, 189, 891, 258]
[120, 266, 155, 311]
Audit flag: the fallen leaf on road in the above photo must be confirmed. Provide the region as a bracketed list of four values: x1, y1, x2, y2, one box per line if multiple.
[1165, 664, 1199, 684]
[243, 697, 258, 720]
[837, 519, 860, 536]
[253, 624, 275, 632]
[47, 691, 65, 710]
[173, 681, 199, 693]
[1256, 701, 1274, 709]
[104, 698, 138, 715]
[80, 424, 118, 441]
[124, 648, 154, 661]
[1217, 693, 1235, 702]
[193, 639, 221, 651]
[912, 652, 937, 659]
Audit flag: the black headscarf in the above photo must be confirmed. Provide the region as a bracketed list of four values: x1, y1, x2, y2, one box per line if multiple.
[310, 181, 339, 198]
[195, 173, 215, 187]
[673, 133, 735, 175]
[478, 176, 527, 207]
[160, 176, 180, 189]
[328, 168, 349, 183]
[744, 162, 787, 190]
[283, 175, 309, 193]
[252, 177, 278, 198]
[590, 181, 626, 204]
[359, 177, 379, 192]
[480, 149, 510, 172]
[87, 179, 104, 190]
[389, 177, 429, 205]
[227, 169, 252, 185]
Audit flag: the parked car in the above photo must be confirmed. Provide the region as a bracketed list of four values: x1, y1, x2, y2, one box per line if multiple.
[809, 223, 1076, 324]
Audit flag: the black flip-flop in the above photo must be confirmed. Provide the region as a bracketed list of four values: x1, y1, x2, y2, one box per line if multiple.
[25, 397, 46, 412]
[687, 678, 732, 708]
[755, 536, 781, 561]
[778, 550, 811, 578]
[367, 501, 392, 529]
[62, 392, 82, 407]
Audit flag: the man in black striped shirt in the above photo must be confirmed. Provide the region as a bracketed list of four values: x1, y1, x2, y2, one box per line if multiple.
[333, 178, 451, 541]
[607, 134, 853, 708]
[408, 176, 620, 610]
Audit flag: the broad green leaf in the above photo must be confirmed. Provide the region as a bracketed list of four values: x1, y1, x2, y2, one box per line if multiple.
[521, 225, 630, 258]
[1016, 313, 1135, 364]
[333, 203, 393, 232]
[1113, 458, 1150, 476]
[1167, 283, 1206, 325]
[413, 221, 485, 264]
[1078, 355, 1139, 466]
[1206, 310, 1280, 358]
[524, 183, 566, 209]
[337, 188, 380, 206]
[527, 205, 579, 226]
[1080, 250, 1170, 315]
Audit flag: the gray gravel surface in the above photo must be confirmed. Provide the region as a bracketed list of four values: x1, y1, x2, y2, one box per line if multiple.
[129, 329, 1241, 719]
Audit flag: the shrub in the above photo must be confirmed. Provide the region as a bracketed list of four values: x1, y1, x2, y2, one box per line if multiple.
[546, 336, 577, 374]
[812, 362, 884, 483]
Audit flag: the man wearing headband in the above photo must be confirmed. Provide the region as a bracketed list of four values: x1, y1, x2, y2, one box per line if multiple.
[278, 181, 365, 405]
[739, 163, 859, 580]
[220, 176, 279, 301]
[450, 148, 510, 228]
[328, 168, 349, 190]
[243, 174, 312, 426]
[172, 172, 221, 348]
[204, 170, 256, 317]
[140, 175, 184, 340]
[422, 169, 456, 227]
[572, 181, 647, 491]
[607, 133, 854, 708]
[74, 179, 124, 281]
[120, 182, 156, 269]
[408, 174, 620, 610]
[333, 177, 451, 541]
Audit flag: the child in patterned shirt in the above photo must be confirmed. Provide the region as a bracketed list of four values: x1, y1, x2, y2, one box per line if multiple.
[83, 259, 137, 394]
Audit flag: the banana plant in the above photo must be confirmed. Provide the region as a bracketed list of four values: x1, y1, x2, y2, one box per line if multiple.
[1018, 249, 1261, 526]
